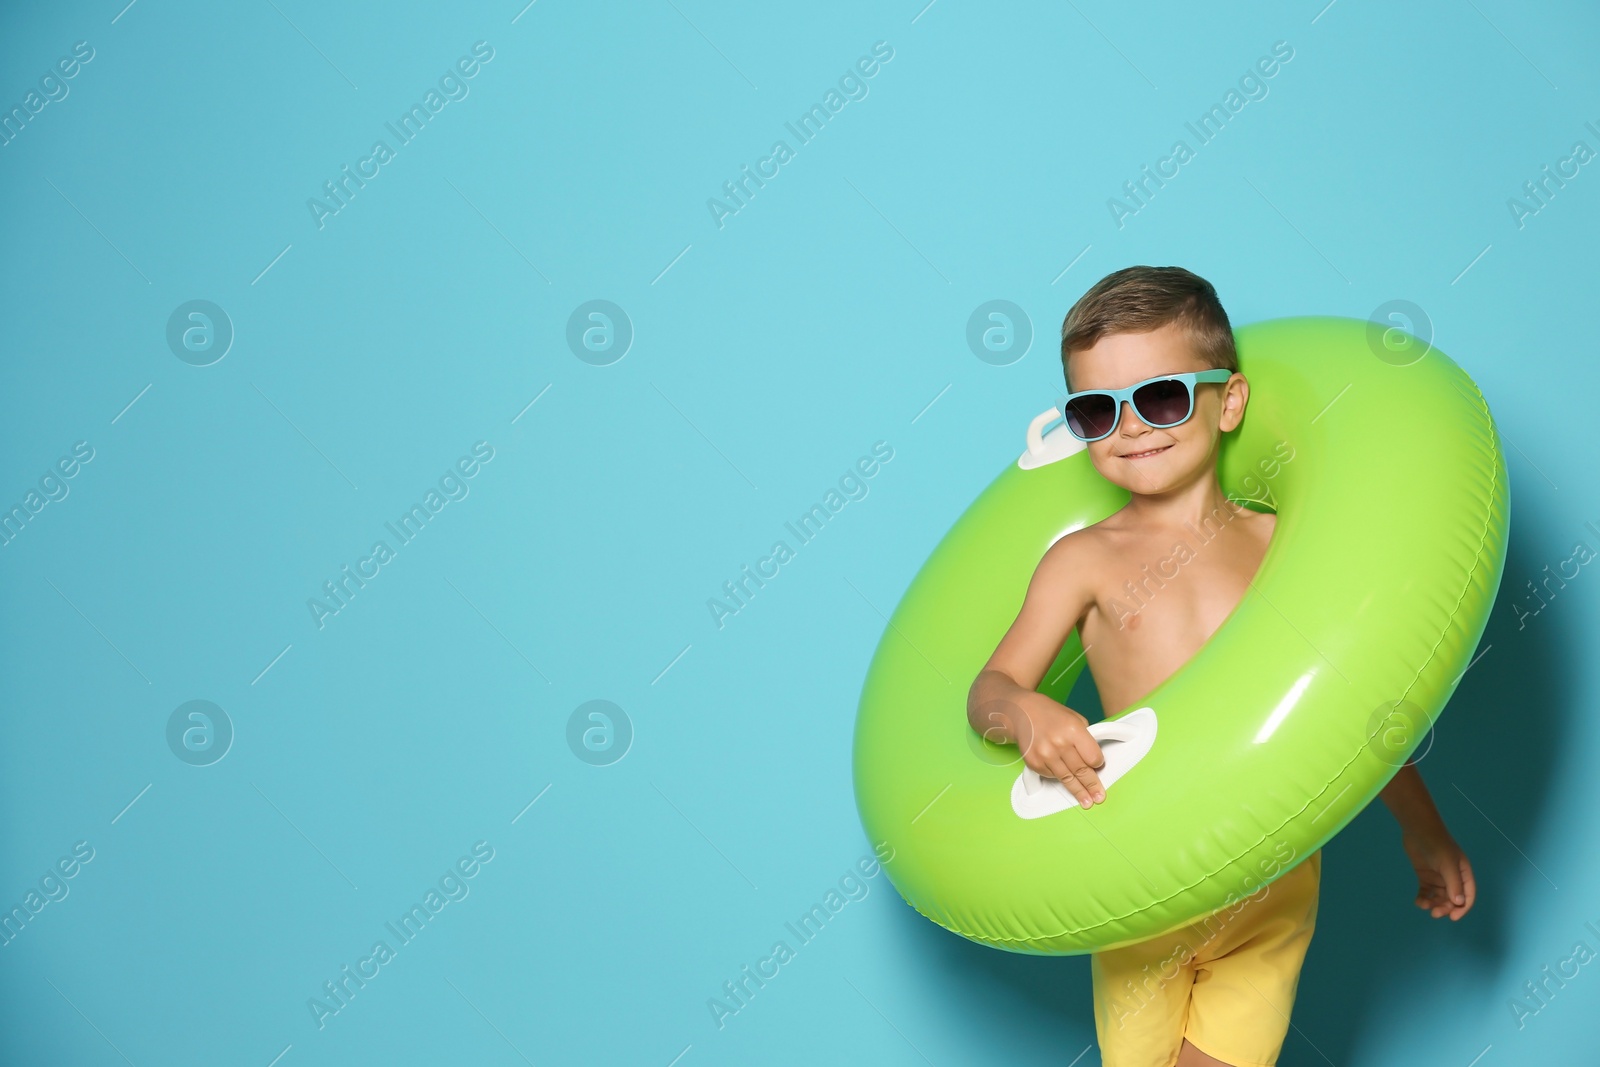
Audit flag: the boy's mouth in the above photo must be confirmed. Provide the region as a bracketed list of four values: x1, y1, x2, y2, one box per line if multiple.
[1119, 444, 1172, 460]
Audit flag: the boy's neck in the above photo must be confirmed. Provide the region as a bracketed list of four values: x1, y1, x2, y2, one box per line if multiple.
[1120, 465, 1241, 532]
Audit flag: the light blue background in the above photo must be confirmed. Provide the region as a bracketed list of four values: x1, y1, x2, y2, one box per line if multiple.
[1, 1, 1595, 1064]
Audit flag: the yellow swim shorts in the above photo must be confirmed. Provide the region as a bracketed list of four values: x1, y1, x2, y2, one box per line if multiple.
[1090, 849, 1321, 1067]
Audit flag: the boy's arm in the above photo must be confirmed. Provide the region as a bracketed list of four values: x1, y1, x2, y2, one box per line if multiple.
[966, 534, 1109, 807]
[1377, 761, 1447, 836]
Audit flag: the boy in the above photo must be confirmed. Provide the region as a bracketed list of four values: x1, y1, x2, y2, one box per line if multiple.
[965, 266, 1477, 1067]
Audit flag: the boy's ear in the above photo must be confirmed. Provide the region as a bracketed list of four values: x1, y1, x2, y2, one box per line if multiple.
[1217, 374, 1248, 432]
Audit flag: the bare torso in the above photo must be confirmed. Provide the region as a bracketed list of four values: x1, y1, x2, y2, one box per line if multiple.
[1074, 501, 1276, 714]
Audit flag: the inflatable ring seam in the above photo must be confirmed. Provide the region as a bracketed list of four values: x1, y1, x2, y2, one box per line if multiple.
[934, 369, 1506, 948]
[1389, 374, 1501, 712]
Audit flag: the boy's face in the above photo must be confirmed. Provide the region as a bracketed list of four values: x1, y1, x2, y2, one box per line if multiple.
[1065, 321, 1247, 496]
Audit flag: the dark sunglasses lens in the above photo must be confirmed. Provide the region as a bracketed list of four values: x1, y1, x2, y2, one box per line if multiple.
[1064, 394, 1117, 439]
[1132, 379, 1192, 426]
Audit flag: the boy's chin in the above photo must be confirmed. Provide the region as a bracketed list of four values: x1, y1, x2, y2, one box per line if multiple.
[1091, 454, 1201, 493]
[1103, 472, 1173, 494]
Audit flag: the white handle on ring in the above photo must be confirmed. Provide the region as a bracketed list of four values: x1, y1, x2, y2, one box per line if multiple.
[1025, 407, 1062, 458]
[1011, 707, 1159, 820]
[1018, 406, 1087, 471]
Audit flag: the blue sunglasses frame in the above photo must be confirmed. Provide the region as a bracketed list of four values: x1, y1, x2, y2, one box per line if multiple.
[1060, 369, 1235, 442]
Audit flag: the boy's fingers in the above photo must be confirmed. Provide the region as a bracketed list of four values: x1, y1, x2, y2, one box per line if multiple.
[1051, 751, 1099, 808]
[1074, 738, 1107, 800]
[1454, 858, 1475, 916]
[1041, 750, 1089, 804]
[1031, 733, 1106, 807]
[1047, 755, 1081, 794]
[1071, 737, 1106, 795]
[1061, 772, 1093, 807]
[1440, 860, 1465, 908]
[1064, 761, 1101, 805]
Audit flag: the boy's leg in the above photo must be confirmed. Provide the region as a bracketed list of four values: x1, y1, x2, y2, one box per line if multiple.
[1175, 1037, 1239, 1067]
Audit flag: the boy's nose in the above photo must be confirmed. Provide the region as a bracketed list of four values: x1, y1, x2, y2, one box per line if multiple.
[1118, 399, 1151, 433]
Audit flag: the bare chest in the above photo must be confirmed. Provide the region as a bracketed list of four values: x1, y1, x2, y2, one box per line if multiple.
[1079, 516, 1272, 711]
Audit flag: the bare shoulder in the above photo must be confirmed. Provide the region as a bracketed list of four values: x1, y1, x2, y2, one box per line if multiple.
[1039, 521, 1110, 573]
[1030, 522, 1110, 603]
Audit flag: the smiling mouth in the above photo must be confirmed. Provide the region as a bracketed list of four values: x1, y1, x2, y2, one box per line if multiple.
[1120, 445, 1172, 460]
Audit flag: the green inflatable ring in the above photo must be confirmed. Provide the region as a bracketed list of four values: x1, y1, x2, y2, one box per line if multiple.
[851, 315, 1509, 955]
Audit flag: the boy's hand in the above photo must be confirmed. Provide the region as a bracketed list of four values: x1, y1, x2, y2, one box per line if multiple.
[1401, 827, 1476, 920]
[1007, 694, 1108, 808]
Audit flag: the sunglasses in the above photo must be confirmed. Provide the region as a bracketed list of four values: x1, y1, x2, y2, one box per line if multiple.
[1060, 369, 1234, 443]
